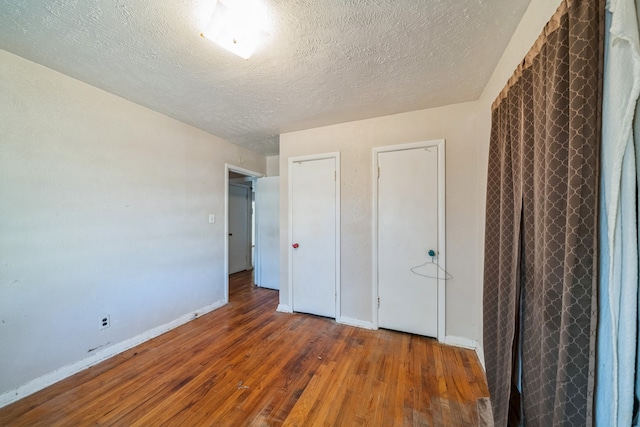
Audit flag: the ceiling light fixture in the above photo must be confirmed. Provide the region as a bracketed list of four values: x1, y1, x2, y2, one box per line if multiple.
[201, 0, 271, 59]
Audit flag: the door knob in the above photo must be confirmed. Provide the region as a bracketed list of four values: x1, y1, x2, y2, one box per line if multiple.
[292, 243, 299, 249]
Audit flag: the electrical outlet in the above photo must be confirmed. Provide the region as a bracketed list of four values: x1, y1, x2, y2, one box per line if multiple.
[100, 315, 110, 330]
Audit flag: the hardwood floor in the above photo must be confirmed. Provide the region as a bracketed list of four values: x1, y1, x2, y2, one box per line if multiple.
[0, 271, 489, 426]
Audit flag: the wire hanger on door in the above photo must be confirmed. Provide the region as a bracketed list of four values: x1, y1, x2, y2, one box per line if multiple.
[410, 250, 453, 280]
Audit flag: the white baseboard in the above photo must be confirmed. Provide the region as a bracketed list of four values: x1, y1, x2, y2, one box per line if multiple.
[338, 316, 374, 330]
[444, 335, 478, 350]
[276, 304, 292, 313]
[475, 343, 486, 371]
[0, 299, 226, 408]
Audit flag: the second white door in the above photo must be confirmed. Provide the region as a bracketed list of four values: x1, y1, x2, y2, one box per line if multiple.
[255, 176, 280, 290]
[377, 144, 442, 338]
[291, 156, 338, 318]
[229, 184, 251, 274]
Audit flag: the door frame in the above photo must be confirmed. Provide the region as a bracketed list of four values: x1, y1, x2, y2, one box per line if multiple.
[224, 164, 263, 303]
[287, 152, 341, 319]
[371, 140, 446, 341]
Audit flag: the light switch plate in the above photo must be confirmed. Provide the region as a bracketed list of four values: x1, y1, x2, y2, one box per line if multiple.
[208, 214, 215, 224]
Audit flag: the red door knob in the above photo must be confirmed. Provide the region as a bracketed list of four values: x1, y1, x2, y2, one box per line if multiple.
[292, 243, 299, 249]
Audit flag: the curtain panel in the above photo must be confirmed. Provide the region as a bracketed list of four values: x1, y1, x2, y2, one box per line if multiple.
[483, 1, 603, 425]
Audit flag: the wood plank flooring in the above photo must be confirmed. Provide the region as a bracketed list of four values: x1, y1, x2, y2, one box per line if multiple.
[0, 271, 489, 426]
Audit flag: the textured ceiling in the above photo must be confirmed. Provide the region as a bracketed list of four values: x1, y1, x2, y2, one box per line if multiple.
[0, 0, 531, 155]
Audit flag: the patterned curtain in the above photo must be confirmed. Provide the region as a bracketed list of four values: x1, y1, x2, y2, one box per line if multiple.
[483, 1, 603, 426]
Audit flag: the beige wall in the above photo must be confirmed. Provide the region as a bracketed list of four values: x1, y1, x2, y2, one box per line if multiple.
[266, 155, 280, 176]
[280, 101, 484, 341]
[0, 49, 265, 399]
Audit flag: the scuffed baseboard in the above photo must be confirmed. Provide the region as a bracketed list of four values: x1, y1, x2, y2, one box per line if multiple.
[338, 316, 374, 330]
[276, 304, 292, 313]
[444, 335, 477, 350]
[0, 299, 226, 408]
[475, 343, 486, 371]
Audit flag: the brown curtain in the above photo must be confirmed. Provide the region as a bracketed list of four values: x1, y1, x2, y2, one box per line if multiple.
[483, 0, 603, 425]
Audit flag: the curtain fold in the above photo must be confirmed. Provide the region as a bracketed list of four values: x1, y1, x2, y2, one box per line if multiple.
[483, 1, 603, 425]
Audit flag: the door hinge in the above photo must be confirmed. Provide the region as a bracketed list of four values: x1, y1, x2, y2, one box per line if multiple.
[377, 297, 380, 308]
[377, 167, 380, 179]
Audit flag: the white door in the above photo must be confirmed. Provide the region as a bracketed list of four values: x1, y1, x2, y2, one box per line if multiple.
[255, 177, 280, 290]
[377, 145, 442, 338]
[228, 184, 251, 274]
[291, 157, 337, 318]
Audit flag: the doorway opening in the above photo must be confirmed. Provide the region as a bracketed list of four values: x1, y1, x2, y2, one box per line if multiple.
[225, 164, 263, 303]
